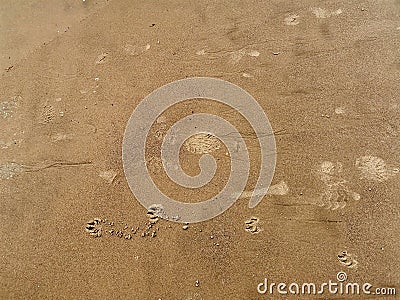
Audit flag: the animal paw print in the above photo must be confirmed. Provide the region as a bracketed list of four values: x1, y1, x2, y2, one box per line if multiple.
[147, 204, 163, 223]
[337, 250, 358, 268]
[245, 217, 261, 234]
[85, 218, 103, 237]
[84, 210, 161, 240]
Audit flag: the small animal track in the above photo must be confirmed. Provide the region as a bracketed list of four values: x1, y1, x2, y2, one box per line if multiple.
[337, 250, 358, 269]
[147, 205, 161, 224]
[147, 203, 181, 222]
[85, 218, 103, 237]
[85, 208, 162, 240]
[244, 217, 261, 234]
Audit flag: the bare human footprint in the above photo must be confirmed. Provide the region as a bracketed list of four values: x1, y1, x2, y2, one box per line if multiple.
[315, 161, 360, 210]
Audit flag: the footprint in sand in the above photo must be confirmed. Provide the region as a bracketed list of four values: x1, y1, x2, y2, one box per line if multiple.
[244, 217, 262, 234]
[355, 155, 399, 183]
[337, 250, 358, 269]
[85, 218, 103, 237]
[316, 161, 360, 210]
[85, 218, 144, 239]
[85, 208, 163, 240]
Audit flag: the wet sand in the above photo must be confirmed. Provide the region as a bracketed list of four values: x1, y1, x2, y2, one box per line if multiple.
[1, 0, 399, 299]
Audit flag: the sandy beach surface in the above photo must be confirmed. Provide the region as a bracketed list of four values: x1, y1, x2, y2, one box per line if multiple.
[1, 0, 399, 299]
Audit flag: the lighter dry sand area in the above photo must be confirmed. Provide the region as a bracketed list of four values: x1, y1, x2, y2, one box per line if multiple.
[1, 0, 400, 299]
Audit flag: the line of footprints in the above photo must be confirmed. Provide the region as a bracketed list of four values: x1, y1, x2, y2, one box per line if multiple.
[86, 217, 359, 271]
[85, 207, 161, 240]
[243, 217, 358, 269]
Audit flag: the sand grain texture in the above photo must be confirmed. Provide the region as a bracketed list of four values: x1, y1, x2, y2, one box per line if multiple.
[1, 0, 399, 299]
